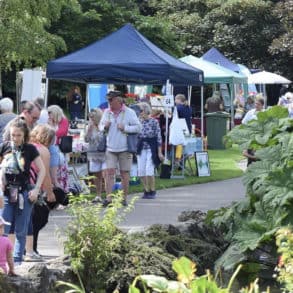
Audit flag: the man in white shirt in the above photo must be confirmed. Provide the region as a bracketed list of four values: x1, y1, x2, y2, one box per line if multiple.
[242, 97, 264, 124]
[100, 91, 141, 206]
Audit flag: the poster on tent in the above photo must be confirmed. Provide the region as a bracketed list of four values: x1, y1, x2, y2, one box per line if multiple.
[87, 84, 108, 110]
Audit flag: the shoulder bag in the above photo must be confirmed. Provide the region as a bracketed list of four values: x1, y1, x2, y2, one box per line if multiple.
[97, 132, 107, 152]
[127, 133, 138, 154]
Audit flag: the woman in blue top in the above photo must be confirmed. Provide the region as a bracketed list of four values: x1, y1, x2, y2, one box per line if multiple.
[175, 94, 192, 134]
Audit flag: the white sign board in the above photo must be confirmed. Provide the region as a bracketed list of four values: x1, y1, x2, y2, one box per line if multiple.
[162, 95, 174, 108]
[150, 95, 174, 109]
[21, 69, 43, 101]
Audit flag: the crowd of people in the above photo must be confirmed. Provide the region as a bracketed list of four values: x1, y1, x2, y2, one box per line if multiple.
[0, 84, 291, 275]
[0, 97, 69, 273]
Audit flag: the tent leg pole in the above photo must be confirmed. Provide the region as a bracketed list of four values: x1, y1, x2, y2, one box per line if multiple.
[200, 85, 204, 151]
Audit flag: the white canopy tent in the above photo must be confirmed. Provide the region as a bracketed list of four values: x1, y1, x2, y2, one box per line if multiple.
[248, 71, 291, 107]
[248, 71, 291, 84]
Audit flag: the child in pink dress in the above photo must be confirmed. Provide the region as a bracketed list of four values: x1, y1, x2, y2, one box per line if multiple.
[0, 216, 15, 275]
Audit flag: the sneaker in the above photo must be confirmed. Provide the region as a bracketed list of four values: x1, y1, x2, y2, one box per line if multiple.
[23, 252, 43, 262]
[122, 199, 128, 206]
[33, 250, 42, 257]
[148, 191, 157, 199]
[142, 190, 150, 199]
[102, 199, 112, 207]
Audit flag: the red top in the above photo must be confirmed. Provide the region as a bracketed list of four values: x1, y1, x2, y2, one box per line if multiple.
[56, 117, 69, 144]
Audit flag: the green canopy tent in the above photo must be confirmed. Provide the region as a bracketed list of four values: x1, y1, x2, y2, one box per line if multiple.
[180, 55, 248, 128]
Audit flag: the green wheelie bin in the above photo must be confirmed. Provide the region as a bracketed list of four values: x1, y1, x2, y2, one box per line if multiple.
[205, 112, 230, 149]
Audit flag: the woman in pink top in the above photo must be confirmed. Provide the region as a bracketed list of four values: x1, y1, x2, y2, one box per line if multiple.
[0, 216, 15, 275]
[47, 105, 69, 144]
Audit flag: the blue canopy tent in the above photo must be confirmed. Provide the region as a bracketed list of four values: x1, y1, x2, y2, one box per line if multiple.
[201, 47, 240, 72]
[46, 23, 203, 86]
[180, 55, 247, 128]
[46, 23, 204, 159]
[201, 48, 249, 125]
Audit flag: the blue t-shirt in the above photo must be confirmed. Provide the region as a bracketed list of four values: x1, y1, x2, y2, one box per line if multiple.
[49, 145, 59, 167]
[176, 104, 192, 133]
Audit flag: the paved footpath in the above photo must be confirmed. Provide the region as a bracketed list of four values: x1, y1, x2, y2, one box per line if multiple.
[37, 177, 246, 259]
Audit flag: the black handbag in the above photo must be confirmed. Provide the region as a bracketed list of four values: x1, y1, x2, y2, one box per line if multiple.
[59, 136, 73, 153]
[97, 132, 107, 152]
[160, 163, 171, 179]
[127, 133, 138, 153]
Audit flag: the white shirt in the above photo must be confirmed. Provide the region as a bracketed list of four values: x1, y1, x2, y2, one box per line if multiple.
[37, 109, 49, 124]
[242, 109, 260, 124]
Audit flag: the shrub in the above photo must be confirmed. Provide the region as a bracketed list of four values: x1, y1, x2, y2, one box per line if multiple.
[275, 227, 293, 292]
[130, 256, 269, 293]
[62, 191, 133, 291]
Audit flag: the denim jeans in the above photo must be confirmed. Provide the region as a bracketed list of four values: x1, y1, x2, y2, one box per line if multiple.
[2, 191, 33, 263]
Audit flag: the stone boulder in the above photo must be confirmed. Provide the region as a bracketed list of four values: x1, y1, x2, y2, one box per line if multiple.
[0, 256, 75, 293]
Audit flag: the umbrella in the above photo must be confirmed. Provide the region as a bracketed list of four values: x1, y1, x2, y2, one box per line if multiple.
[248, 70, 291, 84]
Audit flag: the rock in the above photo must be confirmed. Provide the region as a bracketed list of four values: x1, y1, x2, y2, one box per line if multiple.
[0, 257, 75, 293]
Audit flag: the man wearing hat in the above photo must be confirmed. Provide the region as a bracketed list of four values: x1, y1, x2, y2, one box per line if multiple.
[100, 91, 141, 206]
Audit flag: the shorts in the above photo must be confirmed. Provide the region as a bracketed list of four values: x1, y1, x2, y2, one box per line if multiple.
[137, 148, 155, 176]
[89, 159, 107, 173]
[106, 151, 133, 172]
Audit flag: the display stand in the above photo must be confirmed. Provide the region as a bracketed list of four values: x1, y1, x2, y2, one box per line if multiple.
[170, 137, 203, 178]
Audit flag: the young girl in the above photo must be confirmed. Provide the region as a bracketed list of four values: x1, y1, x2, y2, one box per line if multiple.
[0, 216, 15, 275]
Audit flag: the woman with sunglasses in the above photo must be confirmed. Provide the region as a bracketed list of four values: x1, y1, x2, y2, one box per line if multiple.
[85, 108, 106, 203]
[136, 102, 164, 199]
[47, 105, 69, 145]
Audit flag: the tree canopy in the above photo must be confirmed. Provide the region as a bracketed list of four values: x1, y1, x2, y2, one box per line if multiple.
[0, 0, 292, 96]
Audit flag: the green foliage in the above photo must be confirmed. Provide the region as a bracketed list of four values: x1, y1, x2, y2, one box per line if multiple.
[275, 227, 293, 292]
[106, 240, 175, 291]
[138, 0, 292, 79]
[0, 0, 69, 70]
[62, 191, 135, 291]
[209, 106, 293, 272]
[56, 270, 86, 293]
[130, 256, 268, 293]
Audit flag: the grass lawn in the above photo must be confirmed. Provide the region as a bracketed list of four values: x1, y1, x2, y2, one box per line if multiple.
[129, 146, 244, 194]
[80, 146, 244, 200]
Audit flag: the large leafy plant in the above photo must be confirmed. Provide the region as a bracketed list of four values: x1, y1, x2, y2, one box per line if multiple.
[61, 191, 135, 291]
[208, 106, 293, 271]
[130, 256, 268, 293]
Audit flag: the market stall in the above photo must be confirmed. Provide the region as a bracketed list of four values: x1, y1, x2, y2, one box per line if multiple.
[47, 23, 204, 178]
[180, 55, 247, 131]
